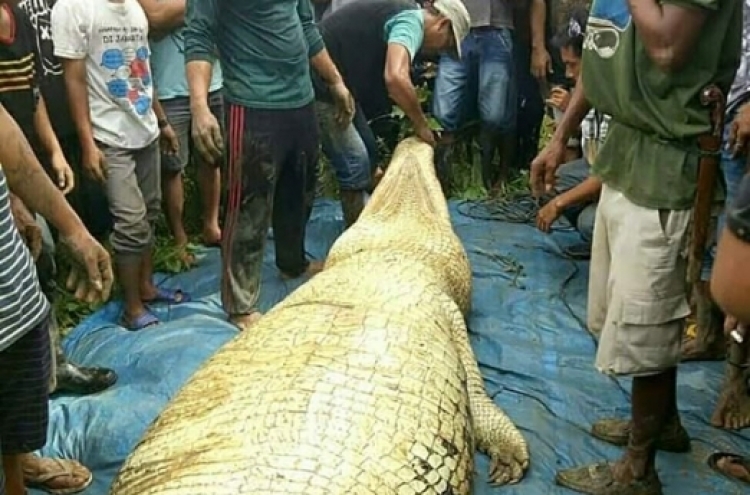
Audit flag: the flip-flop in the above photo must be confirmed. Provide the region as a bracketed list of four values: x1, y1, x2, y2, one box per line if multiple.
[24, 457, 93, 495]
[119, 310, 159, 331]
[707, 452, 750, 485]
[144, 287, 191, 305]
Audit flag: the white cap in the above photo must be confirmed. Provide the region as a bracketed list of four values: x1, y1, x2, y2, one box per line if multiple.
[432, 0, 471, 58]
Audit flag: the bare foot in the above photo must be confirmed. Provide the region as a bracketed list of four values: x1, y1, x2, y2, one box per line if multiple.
[231, 311, 263, 331]
[202, 226, 222, 247]
[711, 367, 750, 430]
[21, 453, 93, 493]
[176, 245, 197, 267]
[372, 167, 385, 189]
[715, 454, 750, 483]
[280, 260, 325, 280]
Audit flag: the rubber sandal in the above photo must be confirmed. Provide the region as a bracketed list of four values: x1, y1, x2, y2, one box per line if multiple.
[119, 310, 159, 331]
[144, 287, 191, 305]
[707, 452, 750, 485]
[24, 457, 93, 495]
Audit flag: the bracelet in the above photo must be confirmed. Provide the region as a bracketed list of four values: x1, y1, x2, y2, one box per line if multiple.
[158, 119, 169, 129]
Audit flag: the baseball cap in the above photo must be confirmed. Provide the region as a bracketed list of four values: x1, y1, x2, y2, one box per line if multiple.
[431, 0, 471, 58]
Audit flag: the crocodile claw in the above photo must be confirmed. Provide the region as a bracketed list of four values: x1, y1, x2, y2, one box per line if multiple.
[489, 445, 530, 486]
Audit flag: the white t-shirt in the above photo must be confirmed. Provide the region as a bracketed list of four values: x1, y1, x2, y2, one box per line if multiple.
[51, 0, 158, 149]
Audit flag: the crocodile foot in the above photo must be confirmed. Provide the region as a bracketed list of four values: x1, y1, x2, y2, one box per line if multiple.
[488, 442, 530, 486]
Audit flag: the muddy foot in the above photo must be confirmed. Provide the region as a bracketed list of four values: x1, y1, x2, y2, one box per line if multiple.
[22, 454, 93, 494]
[711, 373, 750, 430]
[681, 333, 726, 362]
[231, 311, 263, 332]
[709, 453, 750, 485]
[280, 260, 325, 280]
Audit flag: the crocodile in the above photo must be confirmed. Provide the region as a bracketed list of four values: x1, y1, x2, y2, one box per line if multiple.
[109, 137, 530, 495]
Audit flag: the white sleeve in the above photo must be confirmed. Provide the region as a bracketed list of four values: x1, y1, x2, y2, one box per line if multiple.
[51, 0, 89, 59]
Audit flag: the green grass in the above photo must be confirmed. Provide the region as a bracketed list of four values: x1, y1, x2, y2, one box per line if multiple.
[53, 96, 555, 333]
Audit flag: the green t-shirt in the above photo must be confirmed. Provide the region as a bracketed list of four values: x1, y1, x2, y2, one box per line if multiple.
[581, 0, 742, 210]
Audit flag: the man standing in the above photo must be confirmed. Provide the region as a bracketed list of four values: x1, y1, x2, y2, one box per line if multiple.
[314, 0, 470, 227]
[52, 0, 186, 331]
[185, 0, 354, 331]
[531, 0, 741, 492]
[433, 0, 517, 191]
[138, 0, 224, 263]
[0, 102, 112, 495]
[17, 0, 117, 396]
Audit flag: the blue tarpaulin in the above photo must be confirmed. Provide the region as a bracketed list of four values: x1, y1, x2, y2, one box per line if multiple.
[35, 199, 750, 494]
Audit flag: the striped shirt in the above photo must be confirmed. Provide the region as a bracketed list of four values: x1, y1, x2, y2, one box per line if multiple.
[0, 166, 49, 352]
[0, 3, 43, 153]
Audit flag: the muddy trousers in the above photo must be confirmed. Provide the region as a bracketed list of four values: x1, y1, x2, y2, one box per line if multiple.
[221, 103, 320, 317]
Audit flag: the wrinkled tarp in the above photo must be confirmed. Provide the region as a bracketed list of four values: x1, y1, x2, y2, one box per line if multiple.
[35, 200, 750, 494]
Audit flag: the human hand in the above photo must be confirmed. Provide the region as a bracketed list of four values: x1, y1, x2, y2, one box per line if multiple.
[545, 86, 571, 112]
[191, 106, 224, 166]
[531, 46, 551, 80]
[530, 139, 566, 197]
[328, 81, 355, 128]
[50, 152, 75, 195]
[160, 123, 180, 156]
[82, 144, 107, 183]
[415, 122, 437, 147]
[729, 102, 750, 158]
[9, 193, 42, 260]
[536, 200, 562, 233]
[59, 229, 113, 304]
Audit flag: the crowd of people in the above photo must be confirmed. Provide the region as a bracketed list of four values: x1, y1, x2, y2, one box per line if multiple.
[0, 0, 748, 493]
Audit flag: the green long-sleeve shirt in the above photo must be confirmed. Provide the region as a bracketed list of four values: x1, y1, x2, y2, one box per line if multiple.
[184, 0, 325, 110]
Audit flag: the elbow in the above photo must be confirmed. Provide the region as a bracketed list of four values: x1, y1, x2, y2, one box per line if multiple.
[384, 72, 408, 99]
[645, 44, 687, 73]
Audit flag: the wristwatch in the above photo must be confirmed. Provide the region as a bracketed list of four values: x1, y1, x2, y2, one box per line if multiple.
[158, 118, 169, 130]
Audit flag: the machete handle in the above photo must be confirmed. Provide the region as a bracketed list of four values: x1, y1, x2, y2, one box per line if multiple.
[689, 85, 726, 286]
[701, 85, 726, 142]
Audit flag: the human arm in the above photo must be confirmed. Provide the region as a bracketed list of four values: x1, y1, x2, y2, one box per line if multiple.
[550, 75, 591, 146]
[554, 176, 602, 209]
[183, 0, 223, 163]
[152, 96, 179, 154]
[529, 0, 551, 79]
[184, 0, 217, 114]
[34, 95, 75, 193]
[384, 11, 433, 142]
[299, 0, 325, 58]
[137, 0, 185, 32]
[0, 103, 113, 300]
[9, 192, 42, 260]
[537, 175, 601, 232]
[711, 173, 750, 323]
[530, 74, 591, 195]
[627, 0, 710, 72]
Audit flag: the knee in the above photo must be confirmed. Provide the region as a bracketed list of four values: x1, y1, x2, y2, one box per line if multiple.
[324, 134, 371, 191]
[433, 59, 466, 132]
[111, 211, 152, 256]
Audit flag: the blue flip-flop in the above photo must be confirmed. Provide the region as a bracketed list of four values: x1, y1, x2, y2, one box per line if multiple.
[144, 287, 191, 305]
[119, 310, 159, 331]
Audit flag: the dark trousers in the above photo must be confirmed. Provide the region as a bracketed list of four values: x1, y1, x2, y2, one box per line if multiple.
[59, 134, 113, 241]
[221, 103, 320, 317]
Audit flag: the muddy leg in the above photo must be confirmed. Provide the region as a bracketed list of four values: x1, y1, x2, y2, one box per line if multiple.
[682, 281, 727, 361]
[711, 323, 750, 430]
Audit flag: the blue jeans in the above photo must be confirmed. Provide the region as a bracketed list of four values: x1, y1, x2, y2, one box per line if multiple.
[700, 103, 748, 281]
[432, 28, 517, 133]
[556, 159, 597, 244]
[317, 101, 379, 191]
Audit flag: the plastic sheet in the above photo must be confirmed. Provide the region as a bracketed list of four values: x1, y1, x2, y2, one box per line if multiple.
[35, 200, 750, 494]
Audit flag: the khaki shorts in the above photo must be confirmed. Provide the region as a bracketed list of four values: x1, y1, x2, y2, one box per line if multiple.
[587, 184, 692, 376]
